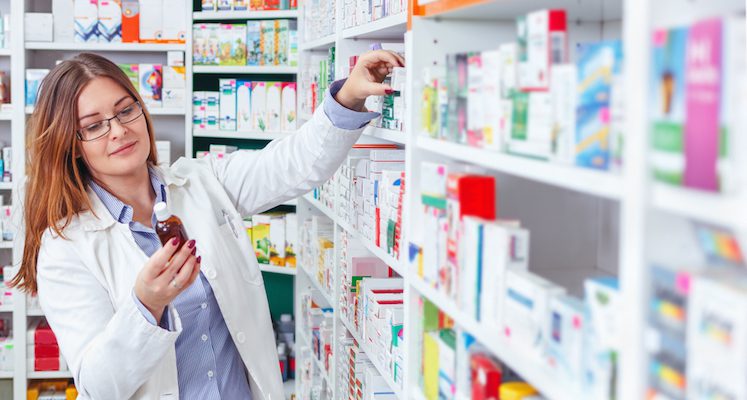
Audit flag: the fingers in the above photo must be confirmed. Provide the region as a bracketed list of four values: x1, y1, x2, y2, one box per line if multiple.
[363, 81, 394, 96]
[143, 237, 181, 279]
[362, 50, 404, 68]
[159, 239, 196, 280]
[173, 253, 199, 291]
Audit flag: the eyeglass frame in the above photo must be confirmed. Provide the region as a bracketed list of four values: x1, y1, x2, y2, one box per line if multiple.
[75, 101, 145, 142]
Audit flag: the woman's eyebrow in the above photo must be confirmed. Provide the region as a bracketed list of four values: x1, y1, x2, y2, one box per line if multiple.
[78, 95, 132, 122]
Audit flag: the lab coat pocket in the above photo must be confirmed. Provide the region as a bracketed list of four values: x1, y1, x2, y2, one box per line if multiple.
[215, 220, 262, 285]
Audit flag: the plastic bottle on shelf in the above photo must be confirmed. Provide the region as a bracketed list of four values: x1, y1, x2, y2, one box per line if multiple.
[277, 313, 295, 347]
[153, 202, 190, 251]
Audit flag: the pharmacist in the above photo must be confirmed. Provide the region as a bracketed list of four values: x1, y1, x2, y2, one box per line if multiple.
[11, 50, 403, 399]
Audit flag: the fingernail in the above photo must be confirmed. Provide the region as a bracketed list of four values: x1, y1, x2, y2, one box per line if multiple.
[197, 256, 202, 263]
[191, 247, 196, 255]
[187, 239, 196, 249]
[385, 89, 394, 95]
[171, 237, 180, 245]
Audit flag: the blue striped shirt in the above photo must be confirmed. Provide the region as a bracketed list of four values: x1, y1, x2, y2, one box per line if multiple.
[89, 170, 252, 400]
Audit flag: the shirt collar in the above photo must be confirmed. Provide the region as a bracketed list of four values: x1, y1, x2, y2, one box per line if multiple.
[88, 166, 167, 224]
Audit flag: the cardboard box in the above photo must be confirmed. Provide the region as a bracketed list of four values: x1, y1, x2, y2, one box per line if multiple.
[118, 63, 139, 92]
[508, 91, 553, 159]
[276, 20, 297, 66]
[546, 294, 586, 382]
[252, 215, 271, 264]
[162, 0, 187, 42]
[163, 88, 185, 109]
[234, 0, 249, 10]
[466, 52, 484, 147]
[217, 0, 232, 10]
[192, 91, 207, 130]
[25, 69, 50, 107]
[163, 66, 185, 89]
[25, 13, 54, 42]
[517, 9, 567, 91]
[202, 0, 216, 11]
[266, 82, 282, 132]
[74, 0, 99, 43]
[269, 214, 286, 266]
[53, 0, 75, 43]
[288, 30, 298, 67]
[121, 0, 140, 43]
[260, 20, 276, 66]
[246, 21, 262, 66]
[139, 0, 162, 42]
[219, 79, 237, 131]
[237, 81, 253, 131]
[281, 82, 297, 132]
[550, 64, 577, 164]
[138, 64, 162, 108]
[97, 0, 122, 43]
[251, 82, 267, 131]
[218, 24, 247, 66]
[167, 51, 184, 67]
[205, 91, 220, 131]
[155, 140, 171, 166]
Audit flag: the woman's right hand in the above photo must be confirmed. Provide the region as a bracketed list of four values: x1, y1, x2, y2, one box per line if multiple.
[134, 237, 202, 323]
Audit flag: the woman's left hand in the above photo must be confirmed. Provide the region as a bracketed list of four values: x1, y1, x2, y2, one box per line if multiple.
[334, 50, 405, 112]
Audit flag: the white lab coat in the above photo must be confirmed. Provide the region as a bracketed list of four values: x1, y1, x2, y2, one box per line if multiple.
[35, 108, 362, 399]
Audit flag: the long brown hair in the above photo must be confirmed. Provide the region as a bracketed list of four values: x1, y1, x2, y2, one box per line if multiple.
[11, 53, 159, 293]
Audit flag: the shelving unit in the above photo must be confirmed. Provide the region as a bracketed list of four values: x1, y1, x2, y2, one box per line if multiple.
[24, 42, 187, 52]
[193, 10, 299, 20]
[193, 130, 292, 140]
[259, 264, 298, 275]
[192, 65, 298, 74]
[341, 13, 407, 39]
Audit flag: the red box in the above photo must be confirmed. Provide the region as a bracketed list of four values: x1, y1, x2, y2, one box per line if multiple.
[471, 354, 502, 400]
[35, 357, 60, 371]
[34, 344, 59, 358]
[34, 321, 57, 345]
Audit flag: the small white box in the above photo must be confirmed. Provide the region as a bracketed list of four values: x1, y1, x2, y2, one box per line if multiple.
[139, 0, 163, 42]
[237, 81, 253, 131]
[97, 0, 122, 43]
[192, 91, 206, 130]
[205, 91, 220, 131]
[163, 66, 185, 89]
[251, 82, 267, 131]
[52, 0, 75, 43]
[167, 51, 185, 67]
[219, 79, 237, 131]
[281, 83, 297, 132]
[163, 88, 185, 109]
[162, 0, 187, 42]
[74, 0, 98, 43]
[155, 140, 171, 166]
[266, 82, 282, 132]
[138, 64, 162, 108]
[25, 13, 54, 42]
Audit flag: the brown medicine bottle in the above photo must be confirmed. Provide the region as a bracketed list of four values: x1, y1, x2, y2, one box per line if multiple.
[153, 202, 189, 250]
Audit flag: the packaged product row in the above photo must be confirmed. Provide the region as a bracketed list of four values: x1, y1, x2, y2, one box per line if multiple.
[28, 318, 68, 373]
[27, 380, 78, 400]
[246, 211, 298, 268]
[298, 47, 335, 117]
[193, 21, 298, 67]
[201, 0, 298, 12]
[302, 0, 335, 42]
[299, 216, 335, 296]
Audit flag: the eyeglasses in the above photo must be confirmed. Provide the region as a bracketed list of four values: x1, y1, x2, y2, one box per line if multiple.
[76, 101, 144, 142]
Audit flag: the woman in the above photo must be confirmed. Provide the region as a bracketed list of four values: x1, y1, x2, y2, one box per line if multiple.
[11, 50, 404, 399]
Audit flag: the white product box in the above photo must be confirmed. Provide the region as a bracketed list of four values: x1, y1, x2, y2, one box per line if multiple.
[74, 0, 98, 43]
[219, 79, 237, 131]
[517, 9, 567, 91]
[269, 214, 286, 266]
[288, 30, 298, 67]
[192, 91, 206, 130]
[138, 64, 162, 108]
[217, 0, 232, 10]
[503, 268, 565, 355]
[98, 0, 122, 43]
[202, 0, 216, 11]
[162, 0, 187, 42]
[155, 140, 171, 166]
[236, 81, 253, 131]
[550, 64, 577, 164]
[546, 294, 586, 383]
[499, 43, 518, 96]
[251, 82, 267, 131]
[25, 69, 50, 107]
[466, 54, 484, 147]
[280, 83, 297, 132]
[507, 92, 553, 159]
[205, 91, 220, 131]
[167, 51, 185, 67]
[139, 0, 162, 42]
[53, 0, 75, 43]
[163, 66, 185, 89]
[481, 49, 503, 152]
[163, 88, 185, 109]
[266, 82, 282, 132]
[25, 13, 54, 42]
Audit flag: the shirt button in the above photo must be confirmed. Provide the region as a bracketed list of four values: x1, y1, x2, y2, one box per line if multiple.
[206, 269, 217, 279]
[201, 334, 208, 342]
[201, 303, 208, 310]
[207, 370, 214, 379]
[237, 332, 246, 343]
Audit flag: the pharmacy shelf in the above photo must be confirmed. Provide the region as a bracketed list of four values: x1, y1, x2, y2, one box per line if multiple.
[341, 316, 402, 398]
[259, 264, 297, 275]
[417, 136, 623, 200]
[363, 126, 406, 145]
[651, 183, 747, 228]
[24, 42, 186, 52]
[416, 0, 621, 21]
[27, 308, 44, 317]
[148, 108, 186, 116]
[0, 241, 13, 249]
[193, 129, 292, 140]
[298, 34, 336, 52]
[341, 13, 408, 39]
[192, 65, 298, 74]
[298, 262, 335, 306]
[302, 193, 336, 222]
[0, 49, 10, 57]
[409, 277, 582, 400]
[0, 182, 12, 190]
[0, 111, 11, 120]
[0, 371, 12, 379]
[27, 371, 73, 379]
[193, 10, 299, 20]
[0, 305, 11, 312]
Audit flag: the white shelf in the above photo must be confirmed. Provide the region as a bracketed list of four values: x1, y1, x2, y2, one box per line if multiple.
[302, 193, 337, 222]
[0, 49, 10, 56]
[193, 10, 299, 20]
[27, 371, 73, 379]
[0, 112, 11, 120]
[0, 241, 13, 249]
[0, 182, 12, 190]
[363, 126, 406, 145]
[148, 108, 186, 116]
[651, 184, 747, 228]
[299, 34, 336, 51]
[298, 263, 334, 306]
[282, 198, 298, 206]
[27, 308, 44, 317]
[24, 42, 186, 51]
[0, 305, 11, 312]
[341, 13, 408, 39]
[410, 277, 582, 400]
[0, 371, 12, 379]
[193, 129, 292, 140]
[259, 264, 297, 275]
[341, 317, 401, 398]
[193, 65, 298, 74]
[417, 136, 623, 200]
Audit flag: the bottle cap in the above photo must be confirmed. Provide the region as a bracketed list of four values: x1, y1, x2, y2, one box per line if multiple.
[280, 314, 292, 322]
[153, 202, 170, 222]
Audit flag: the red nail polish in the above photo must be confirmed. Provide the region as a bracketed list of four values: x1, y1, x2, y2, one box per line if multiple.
[188, 239, 196, 249]
[197, 256, 202, 263]
[171, 237, 180, 245]
[191, 247, 196, 255]
[385, 89, 394, 95]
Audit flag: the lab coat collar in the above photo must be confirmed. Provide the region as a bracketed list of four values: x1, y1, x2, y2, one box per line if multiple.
[79, 164, 188, 232]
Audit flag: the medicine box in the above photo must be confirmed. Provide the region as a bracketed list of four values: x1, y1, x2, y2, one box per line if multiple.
[276, 20, 297, 66]
[139, 0, 162, 43]
[247, 21, 262, 66]
[217, 0, 232, 10]
[508, 91, 553, 159]
[162, 0, 187, 42]
[219, 79, 237, 131]
[156, 140, 171, 166]
[74, 0, 99, 43]
[237, 81, 253, 131]
[269, 214, 286, 266]
[25, 70, 50, 107]
[285, 213, 298, 267]
[517, 9, 567, 91]
[266, 82, 282, 132]
[252, 82, 267, 131]
[25, 13, 54, 42]
[260, 20, 277, 66]
[138, 64, 163, 108]
[119, 64, 139, 92]
[218, 24, 247, 66]
[546, 294, 586, 383]
[97, 0, 122, 43]
[252, 215, 271, 264]
[205, 91, 220, 131]
[234, 0, 249, 10]
[53, 0, 75, 43]
[121, 0, 139, 43]
[192, 91, 207, 130]
[281, 82, 297, 132]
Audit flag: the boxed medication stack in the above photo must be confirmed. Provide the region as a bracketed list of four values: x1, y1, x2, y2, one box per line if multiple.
[138, 64, 163, 108]
[219, 79, 237, 131]
[27, 319, 66, 372]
